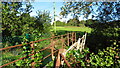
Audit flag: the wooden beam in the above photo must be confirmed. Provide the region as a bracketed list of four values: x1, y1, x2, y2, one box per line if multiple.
[60, 53, 72, 68]
[55, 50, 61, 68]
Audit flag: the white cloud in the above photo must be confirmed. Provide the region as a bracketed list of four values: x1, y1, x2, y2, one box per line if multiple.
[30, 12, 37, 16]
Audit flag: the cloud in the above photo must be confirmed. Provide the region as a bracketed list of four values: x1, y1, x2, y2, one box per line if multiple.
[30, 12, 37, 16]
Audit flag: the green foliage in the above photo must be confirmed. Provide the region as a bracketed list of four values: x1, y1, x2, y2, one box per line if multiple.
[15, 43, 44, 67]
[55, 18, 85, 27]
[55, 20, 66, 26]
[2, 2, 52, 49]
[2, 51, 23, 66]
[2, 2, 51, 37]
[35, 10, 51, 34]
[14, 33, 51, 67]
[60, 2, 120, 22]
[46, 61, 54, 67]
[2, 33, 51, 67]
[87, 20, 120, 52]
[60, 2, 92, 18]
[85, 19, 99, 27]
[2, 6, 52, 65]
[66, 48, 90, 67]
[2, 2, 35, 36]
[88, 45, 120, 67]
[66, 45, 120, 67]
[67, 18, 80, 26]
[2, 2, 23, 36]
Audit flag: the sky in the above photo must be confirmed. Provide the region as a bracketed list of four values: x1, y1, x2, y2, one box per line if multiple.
[30, 2, 69, 23]
[29, 2, 93, 24]
[30, 2, 62, 16]
[29, 2, 82, 24]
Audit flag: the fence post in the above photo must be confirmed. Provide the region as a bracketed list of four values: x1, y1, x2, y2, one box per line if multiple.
[60, 53, 72, 68]
[55, 49, 67, 68]
[61, 35, 64, 49]
[30, 42, 35, 68]
[59, 49, 66, 66]
[55, 49, 61, 68]
[72, 32, 74, 45]
[75, 32, 76, 42]
[51, 35, 54, 60]
[67, 33, 69, 46]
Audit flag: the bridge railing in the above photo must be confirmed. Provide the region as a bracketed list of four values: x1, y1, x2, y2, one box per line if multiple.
[55, 32, 87, 68]
[0, 32, 76, 68]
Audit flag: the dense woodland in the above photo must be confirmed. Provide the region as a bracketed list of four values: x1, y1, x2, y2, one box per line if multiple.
[1, 1, 120, 67]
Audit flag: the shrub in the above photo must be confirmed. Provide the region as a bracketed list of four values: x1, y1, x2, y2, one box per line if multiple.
[66, 44, 120, 67]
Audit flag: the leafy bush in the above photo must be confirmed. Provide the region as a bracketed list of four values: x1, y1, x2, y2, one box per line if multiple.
[66, 44, 120, 67]
[2, 33, 52, 67]
[55, 21, 66, 26]
[66, 48, 90, 67]
[88, 45, 120, 67]
[15, 43, 44, 67]
[2, 2, 51, 37]
[87, 20, 120, 52]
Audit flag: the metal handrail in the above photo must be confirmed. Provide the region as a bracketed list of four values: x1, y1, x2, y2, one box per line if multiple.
[1, 32, 75, 67]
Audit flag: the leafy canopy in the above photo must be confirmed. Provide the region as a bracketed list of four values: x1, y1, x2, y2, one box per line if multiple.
[60, 2, 120, 23]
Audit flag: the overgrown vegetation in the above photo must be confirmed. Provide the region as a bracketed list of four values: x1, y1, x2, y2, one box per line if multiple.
[87, 20, 120, 52]
[66, 43, 120, 67]
[1, 2, 52, 67]
[2, 2, 52, 45]
[1, 1, 120, 67]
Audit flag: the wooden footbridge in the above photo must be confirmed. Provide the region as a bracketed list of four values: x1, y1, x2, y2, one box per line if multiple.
[0, 32, 87, 68]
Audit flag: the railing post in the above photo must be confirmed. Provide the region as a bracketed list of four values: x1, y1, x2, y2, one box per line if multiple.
[60, 53, 72, 68]
[55, 49, 67, 68]
[72, 32, 74, 45]
[61, 35, 64, 49]
[51, 34, 54, 60]
[30, 42, 35, 68]
[55, 49, 61, 68]
[75, 32, 76, 42]
[67, 33, 69, 46]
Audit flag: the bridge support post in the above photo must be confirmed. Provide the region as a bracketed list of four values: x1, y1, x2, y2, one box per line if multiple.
[67, 33, 69, 46]
[51, 36, 54, 60]
[55, 49, 61, 68]
[72, 32, 74, 45]
[55, 49, 71, 68]
[61, 35, 64, 49]
[60, 53, 72, 68]
[75, 32, 76, 42]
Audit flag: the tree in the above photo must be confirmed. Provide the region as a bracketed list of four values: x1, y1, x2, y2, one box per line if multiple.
[56, 20, 66, 26]
[95, 2, 120, 23]
[60, 2, 92, 19]
[85, 19, 99, 27]
[35, 10, 51, 34]
[60, 1, 120, 52]
[60, 2, 120, 23]
[67, 17, 80, 26]
[2, 2, 52, 37]
[2, 2, 23, 36]
[2, 2, 34, 36]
